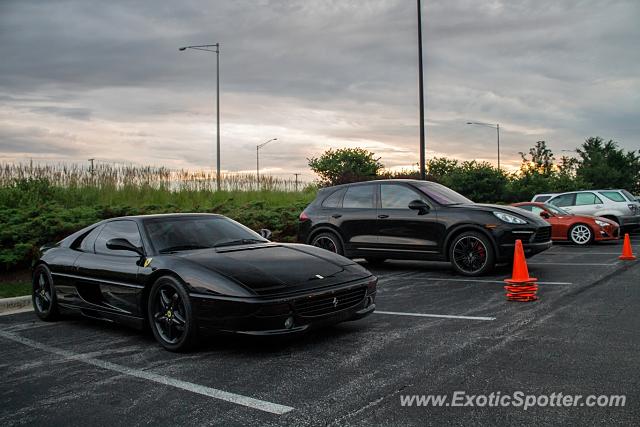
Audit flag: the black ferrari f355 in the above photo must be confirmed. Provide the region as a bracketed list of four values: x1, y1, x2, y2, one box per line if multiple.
[32, 214, 377, 351]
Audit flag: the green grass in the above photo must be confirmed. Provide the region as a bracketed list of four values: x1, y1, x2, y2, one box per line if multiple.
[0, 178, 318, 272]
[0, 282, 31, 298]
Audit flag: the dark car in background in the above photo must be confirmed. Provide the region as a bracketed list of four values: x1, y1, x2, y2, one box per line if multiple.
[32, 214, 377, 352]
[298, 180, 552, 276]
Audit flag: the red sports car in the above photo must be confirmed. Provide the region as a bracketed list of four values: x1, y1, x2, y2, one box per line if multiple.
[512, 202, 620, 245]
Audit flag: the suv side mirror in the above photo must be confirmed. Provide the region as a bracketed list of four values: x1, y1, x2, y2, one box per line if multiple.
[106, 238, 144, 256]
[258, 229, 272, 240]
[540, 211, 551, 219]
[408, 199, 430, 215]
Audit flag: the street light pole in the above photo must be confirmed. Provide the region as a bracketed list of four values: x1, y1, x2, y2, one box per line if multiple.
[417, 0, 426, 180]
[256, 138, 278, 189]
[179, 43, 221, 191]
[466, 121, 501, 170]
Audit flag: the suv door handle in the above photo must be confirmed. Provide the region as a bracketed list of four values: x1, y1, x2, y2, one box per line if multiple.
[331, 214, 342, 219]
[378, 214, 389, 219]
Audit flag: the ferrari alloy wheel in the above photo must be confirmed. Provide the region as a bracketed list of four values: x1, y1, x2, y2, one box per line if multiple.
[569, 224, 593, 245]
[32, 265, 59, 321]
[148, 276, 197, 352]
[450, 231, 495, 276]
[311, 232, 343, 255]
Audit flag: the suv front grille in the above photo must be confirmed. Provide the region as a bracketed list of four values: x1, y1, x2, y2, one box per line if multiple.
[294, 287, 366, 317]
[531, 226, 552, 243]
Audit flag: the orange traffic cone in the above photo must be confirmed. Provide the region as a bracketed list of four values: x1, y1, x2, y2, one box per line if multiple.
[504, 239, 539, 302]
[619, 233, 637, 261]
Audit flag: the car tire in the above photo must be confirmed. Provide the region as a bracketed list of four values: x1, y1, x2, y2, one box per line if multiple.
[568, 224, 593, 245]
[449, 231, 495, 276]
[311, 231, 344, 255]
[148, 276, 198, 352]
[32, 264, 59, 321]
[365, 257, 386, 266]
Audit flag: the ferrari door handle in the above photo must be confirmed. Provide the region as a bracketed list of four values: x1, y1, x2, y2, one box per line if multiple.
[331, 214, 342, 218]
[378, 214, 389, 219]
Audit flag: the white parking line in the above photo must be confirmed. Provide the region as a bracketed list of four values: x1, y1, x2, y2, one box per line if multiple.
[0, 330, 294, 415]
[528, 262, 618, 266]
[378, 276, 571, 285]
[375, 310, 495, 321]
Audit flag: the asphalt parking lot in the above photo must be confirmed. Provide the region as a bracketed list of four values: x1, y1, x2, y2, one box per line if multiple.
[1, 232, 639, 426]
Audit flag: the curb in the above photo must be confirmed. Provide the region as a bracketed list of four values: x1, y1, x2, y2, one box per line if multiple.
[0, 296, 32, 313]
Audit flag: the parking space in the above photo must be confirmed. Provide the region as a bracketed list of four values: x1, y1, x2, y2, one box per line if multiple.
[1, 241, 639, 425]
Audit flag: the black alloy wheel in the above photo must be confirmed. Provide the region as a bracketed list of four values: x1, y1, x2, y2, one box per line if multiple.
[32, 265, 58, 321]
[449, 231, 495, 276]
[148, 276, 197, 352]
[311, 232, 344, 255]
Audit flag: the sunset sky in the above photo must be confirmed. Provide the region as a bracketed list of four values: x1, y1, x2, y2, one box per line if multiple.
[1, 0, 639, 179]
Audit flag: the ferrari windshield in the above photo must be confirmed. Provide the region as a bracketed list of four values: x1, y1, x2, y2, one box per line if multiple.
[143, 216, 267, 253]
[543, 204, 570, 216]
[413, 181, 473, 205]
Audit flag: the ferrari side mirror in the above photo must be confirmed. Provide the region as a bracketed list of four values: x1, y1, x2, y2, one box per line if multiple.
[106, 238, 144, 256]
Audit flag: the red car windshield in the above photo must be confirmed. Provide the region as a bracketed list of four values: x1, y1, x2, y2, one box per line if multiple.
[543, 204, 570, 216]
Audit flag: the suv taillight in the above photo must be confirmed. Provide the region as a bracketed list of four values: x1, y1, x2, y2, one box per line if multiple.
[299, 211, 310, 222]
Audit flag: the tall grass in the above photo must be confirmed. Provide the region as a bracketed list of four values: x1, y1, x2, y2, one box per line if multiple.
[0, 162, 309, 192]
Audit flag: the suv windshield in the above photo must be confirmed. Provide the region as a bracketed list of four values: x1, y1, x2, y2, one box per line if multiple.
[413, 182, 473, 205]
[144, 216, 267, 253]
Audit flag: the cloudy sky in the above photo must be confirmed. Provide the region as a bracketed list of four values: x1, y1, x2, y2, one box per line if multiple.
[1, 0, 638, 178]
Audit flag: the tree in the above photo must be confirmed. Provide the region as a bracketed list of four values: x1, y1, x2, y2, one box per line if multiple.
[519, 141, 555, 175]
[308, 148, 384, 186]
[575, 137, 640, 192]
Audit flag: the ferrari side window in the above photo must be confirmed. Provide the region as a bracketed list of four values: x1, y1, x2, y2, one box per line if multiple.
[77, 224, 104, 253]
[95, 221, 142, 256]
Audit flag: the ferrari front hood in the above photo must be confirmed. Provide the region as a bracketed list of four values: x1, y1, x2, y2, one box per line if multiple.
[177, 243, 364, 296]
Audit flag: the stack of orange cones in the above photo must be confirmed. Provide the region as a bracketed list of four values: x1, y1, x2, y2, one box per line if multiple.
[504, 239, 538, 302]
[619, 233, 636, 261]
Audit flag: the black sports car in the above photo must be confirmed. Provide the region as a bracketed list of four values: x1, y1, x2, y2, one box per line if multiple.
[32, 214, 377, 351]
[298, 179, 553, 276]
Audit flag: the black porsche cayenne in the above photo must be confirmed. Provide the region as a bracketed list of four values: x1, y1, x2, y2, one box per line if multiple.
[298, 179, 552, 276]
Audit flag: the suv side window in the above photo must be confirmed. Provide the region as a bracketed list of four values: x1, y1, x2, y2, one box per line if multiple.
[550, 193, 575, 207]
[343, 185, 375, 209]
[94, 221, 142, 257]
[321, 188, 345, 208]
[77, 224, 104, 253]
[575, 192, 603, 205]
[599, 191, 626, 202]
[381, 184, 424, 209]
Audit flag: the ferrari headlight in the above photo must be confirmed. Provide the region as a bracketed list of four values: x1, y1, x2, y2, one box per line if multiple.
[595, 220, 609, 227]
[493, 211, 527, 224]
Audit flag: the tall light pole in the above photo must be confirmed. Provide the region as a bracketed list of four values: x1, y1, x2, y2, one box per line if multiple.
[179, 43, 221, 190]
[417, 0, 426, 180]
[256, 138, 278, 189]
[466, 121, 501, 170]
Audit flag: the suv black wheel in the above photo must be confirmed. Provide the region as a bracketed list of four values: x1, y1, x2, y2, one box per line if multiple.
[148, 276, 198, 352]
[32, 264, 59, 321]
[311, 231, 344, 255]
[449, 231, 495, 276]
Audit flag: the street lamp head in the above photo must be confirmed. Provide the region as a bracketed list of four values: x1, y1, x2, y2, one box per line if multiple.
[178, 47, 187, 51]
[466, 122, 473, 125]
